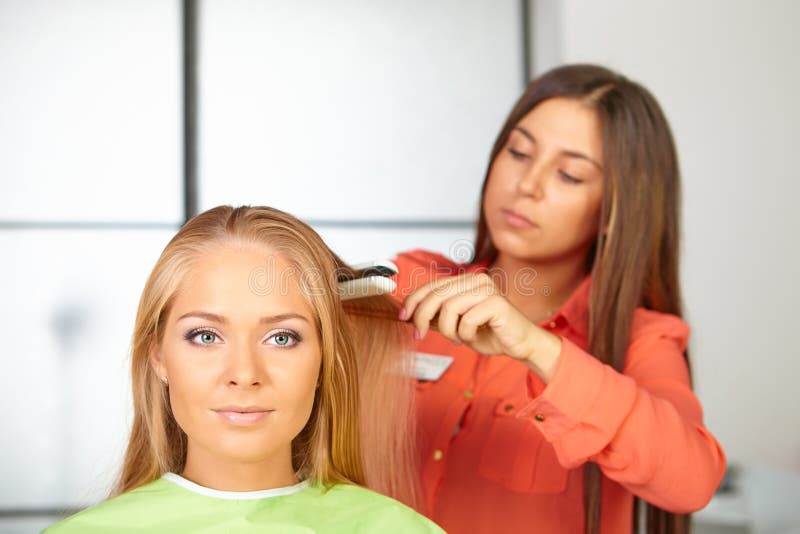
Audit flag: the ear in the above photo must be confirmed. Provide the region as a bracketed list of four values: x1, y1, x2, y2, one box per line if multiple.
[149, 345, 168, 383]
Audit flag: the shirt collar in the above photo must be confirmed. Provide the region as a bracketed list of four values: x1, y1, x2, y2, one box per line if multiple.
[162, 473, 310, 500]
[553, 274, 591, 338]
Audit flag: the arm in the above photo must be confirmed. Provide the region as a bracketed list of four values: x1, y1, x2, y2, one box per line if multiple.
[518, 311, 726, 513]
[402, 272, 726, 513]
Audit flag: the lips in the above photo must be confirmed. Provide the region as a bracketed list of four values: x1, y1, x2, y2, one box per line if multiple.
[213, 406, 273, 425]
[502, 208, 537, 229]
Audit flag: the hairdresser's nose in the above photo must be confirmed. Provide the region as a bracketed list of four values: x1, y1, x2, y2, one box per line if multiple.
[516, 160, 546, 200]
[226, 344, 265, 388]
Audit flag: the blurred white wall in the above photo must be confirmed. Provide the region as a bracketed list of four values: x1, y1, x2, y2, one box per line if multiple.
[198, 0, 524, 262]
[0, 0, 182, 516]
[531, 0, 800, 472]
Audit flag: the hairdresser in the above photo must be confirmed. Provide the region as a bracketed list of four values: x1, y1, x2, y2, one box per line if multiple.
[391, 64, 726, 534]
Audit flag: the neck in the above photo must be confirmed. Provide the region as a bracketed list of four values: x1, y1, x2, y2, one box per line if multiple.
[489, 251, 589, 323]
[181, 442, 298, 492]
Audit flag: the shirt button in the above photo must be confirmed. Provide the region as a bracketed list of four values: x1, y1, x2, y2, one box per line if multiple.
[463, 389, 473, 399]
[534, 413, 546, 422]
[504, 404, 515, 413]
[548, 321, 557, 329]
[433, 449, 444, 461]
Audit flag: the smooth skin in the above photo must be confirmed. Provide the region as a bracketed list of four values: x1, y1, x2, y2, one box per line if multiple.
[401, 97, 604, 383]
[151, 247, 321, 491]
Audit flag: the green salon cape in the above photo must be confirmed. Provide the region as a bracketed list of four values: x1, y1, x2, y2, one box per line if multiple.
[43, 473, 444, 533]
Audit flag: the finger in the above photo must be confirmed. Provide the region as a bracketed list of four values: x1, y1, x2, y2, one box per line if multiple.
[411, 288, 449, 338]
[419, 274, 498, 337]
[402, 273, 492, 322]
[401, 281, 436, 321]
[457, 298, 503, 346]
[436, 292, 494, 342]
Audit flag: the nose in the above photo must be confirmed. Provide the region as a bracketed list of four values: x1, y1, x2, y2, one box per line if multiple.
[516, 160, 546, 200]
[226, 344, 265, 388]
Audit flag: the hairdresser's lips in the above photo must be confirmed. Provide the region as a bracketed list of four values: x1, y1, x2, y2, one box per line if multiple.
[213, 406, 274, 425]
[502, 208, 537, 229]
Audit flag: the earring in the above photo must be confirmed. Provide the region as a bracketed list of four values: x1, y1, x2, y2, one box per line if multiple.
[160, 376, 168, 385]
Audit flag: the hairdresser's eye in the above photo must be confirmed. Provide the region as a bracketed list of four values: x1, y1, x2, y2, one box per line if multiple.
[507, 147, 530, 160]
[559, 170, 583, 184]
[266, 329, 301, 348]
[185, 328, 222, 346]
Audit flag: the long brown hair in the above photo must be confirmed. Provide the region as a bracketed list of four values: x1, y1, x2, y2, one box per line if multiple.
[473, 64, 688, 534]
[114, 205, 418, 507]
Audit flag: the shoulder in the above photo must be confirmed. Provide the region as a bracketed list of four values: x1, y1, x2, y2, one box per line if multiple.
[622, 308, 691, 380]
[42, 479, 177, 534]
[630, 308, 690, 349]
[314, 484, 445, 533]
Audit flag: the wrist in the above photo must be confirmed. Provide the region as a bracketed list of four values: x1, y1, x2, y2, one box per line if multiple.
[523, 326, 562, 383]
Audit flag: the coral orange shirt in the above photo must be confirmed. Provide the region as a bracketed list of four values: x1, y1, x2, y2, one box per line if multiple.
[391, 250, 726, 534]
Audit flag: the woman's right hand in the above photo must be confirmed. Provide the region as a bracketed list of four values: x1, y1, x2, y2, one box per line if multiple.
[399, 273, 562, 381]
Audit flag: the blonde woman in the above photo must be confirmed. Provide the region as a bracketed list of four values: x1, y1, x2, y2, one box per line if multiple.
[45, 205, 441, 533]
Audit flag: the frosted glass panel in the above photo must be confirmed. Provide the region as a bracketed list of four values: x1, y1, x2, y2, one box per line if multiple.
[198, 0, 523, 220]
[0, 229, 176, 508]
[0, 0, 182, 223]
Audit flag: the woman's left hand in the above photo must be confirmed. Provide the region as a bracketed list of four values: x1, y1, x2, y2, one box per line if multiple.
[400, 273, 562, 378]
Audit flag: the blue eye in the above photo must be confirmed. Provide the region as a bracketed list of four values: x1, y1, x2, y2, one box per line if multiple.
[198, 332, 216, 344]
[184, 328, 221, 346]
[266, 330, 300, 348]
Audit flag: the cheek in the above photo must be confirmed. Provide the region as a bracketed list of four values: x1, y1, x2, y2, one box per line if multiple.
[484, 164, 514, 204]
[280, 351, 322, 435]
[161, 341, 217, 431]
[168, 380, 210, 435]
[482, 170, 511, 227]
[291, 351, 321, 406]
[560, 191, 602, 241]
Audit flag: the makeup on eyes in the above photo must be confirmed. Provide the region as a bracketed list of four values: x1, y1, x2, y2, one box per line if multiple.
[558, 170, 584, 184]
[265, 329, 302, 347]
[507, 147, 530, 160]
[182, 326, 302, 347]
[184, 327, 223, 345]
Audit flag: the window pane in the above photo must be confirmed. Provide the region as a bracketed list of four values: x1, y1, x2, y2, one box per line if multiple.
[0, 229, 175, 508]
[0, 0, 182, 223]
[198, 0, 523, 221]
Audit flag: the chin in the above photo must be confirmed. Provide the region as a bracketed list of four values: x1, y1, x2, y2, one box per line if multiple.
[491, 230, 541, 257]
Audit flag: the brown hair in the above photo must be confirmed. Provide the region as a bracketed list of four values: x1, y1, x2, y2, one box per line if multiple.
[114, 205, 418, 506]
[473, 65, 687, 534]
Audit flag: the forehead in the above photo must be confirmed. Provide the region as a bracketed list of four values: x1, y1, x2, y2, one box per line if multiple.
[170, 246, 315, 321]
[516, 97, 602, 159]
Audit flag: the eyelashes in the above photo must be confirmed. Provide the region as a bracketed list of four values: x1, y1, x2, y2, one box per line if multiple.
[507, 147, 529, 160]
[506, 148, 585, 184]
[183, 327, 302, 348]
[558, 170, 583, 184]
[266, 329, 301, 347]
[184, 327, 223, 346]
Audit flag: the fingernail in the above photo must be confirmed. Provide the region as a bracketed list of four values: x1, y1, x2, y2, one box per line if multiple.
[413, 327, 421, 340]
[398, 307, 407, 320]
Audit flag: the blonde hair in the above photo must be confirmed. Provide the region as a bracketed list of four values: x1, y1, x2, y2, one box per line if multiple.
[114, 205, 418, 506]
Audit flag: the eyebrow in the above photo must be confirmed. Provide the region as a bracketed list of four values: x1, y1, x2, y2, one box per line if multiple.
[513, 126, 603, 171]
[177, 311, 311, 325]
